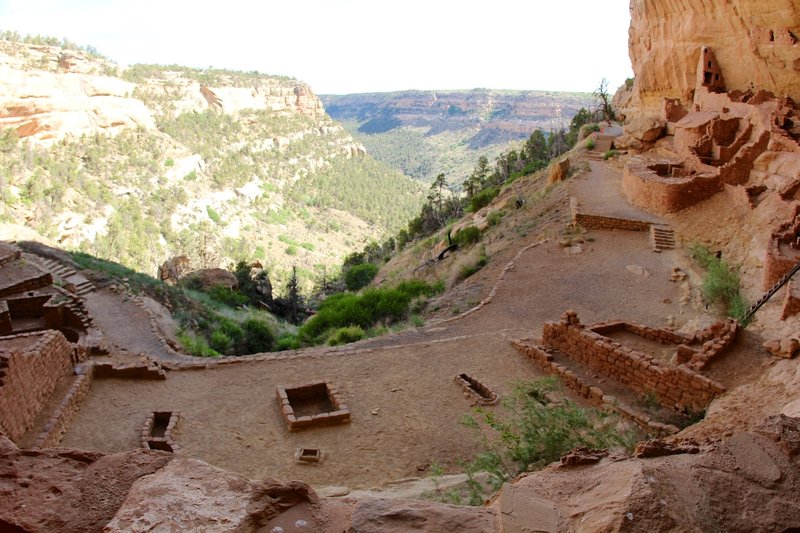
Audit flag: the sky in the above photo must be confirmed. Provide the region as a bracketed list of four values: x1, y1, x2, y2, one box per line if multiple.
[0, 0, 633, 95]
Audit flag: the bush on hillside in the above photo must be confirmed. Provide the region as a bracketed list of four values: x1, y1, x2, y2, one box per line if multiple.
[453, 226, 481, 247]
[243, 318, 275, 353]
[470, 187, 499, 212]
[327, 325, 366, 346]
[299, 280, 443, 343]
[345, 263, 380, 291]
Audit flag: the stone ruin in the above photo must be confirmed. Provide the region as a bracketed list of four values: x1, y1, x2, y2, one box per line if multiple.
[622, 45, 799, 216]
[513, 311, 734, 435]
[277, 380, 351, 431]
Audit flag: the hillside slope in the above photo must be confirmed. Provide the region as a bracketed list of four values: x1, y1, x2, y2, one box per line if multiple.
[322, 89, 591, 182]
[0, 37, 424, 285]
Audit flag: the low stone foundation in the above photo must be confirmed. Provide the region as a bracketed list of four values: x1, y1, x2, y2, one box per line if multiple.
[277, 381, 350, 431]
[454, 373, 500, 406]
[32, 367, 94, 449]
[141, 411, 181, 453]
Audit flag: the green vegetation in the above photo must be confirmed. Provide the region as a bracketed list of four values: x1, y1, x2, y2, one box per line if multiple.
[299, 280, 443, 344]
[459, 247, 488, 279]
[585, 138, 595, 150]
[458, 378, 638, 502]
[690, 244, 749, 322]
[453, 226, 481, 247]
[344, 263, 380, 291]
[327, 325, 367, 346]
[469, 187, 499, 212]
[603, 149, 618, 160]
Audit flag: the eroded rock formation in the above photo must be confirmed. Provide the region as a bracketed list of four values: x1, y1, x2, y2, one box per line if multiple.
[627, 0, 800, 116]
[3, 416, 800, 532]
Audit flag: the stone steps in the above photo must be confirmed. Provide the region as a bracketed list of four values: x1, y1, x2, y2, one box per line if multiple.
[37, 258, 95, 296]
[651, 224, 676, 253]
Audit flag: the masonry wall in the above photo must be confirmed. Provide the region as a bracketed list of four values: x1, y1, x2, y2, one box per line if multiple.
[33, 368, 93, 449]
[0, 331, 74, 442]
[541, 320, 724, 412]
[623, 161, 721, 214]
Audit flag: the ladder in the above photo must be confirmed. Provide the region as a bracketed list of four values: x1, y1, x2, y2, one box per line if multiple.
[744, 261, 800, 323]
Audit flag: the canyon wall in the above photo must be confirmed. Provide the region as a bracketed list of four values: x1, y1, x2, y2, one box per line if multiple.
[628, 0, 800, 114]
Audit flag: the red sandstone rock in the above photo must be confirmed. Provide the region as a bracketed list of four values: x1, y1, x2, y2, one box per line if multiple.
[559, 447, 609, 466]
[633, 439, 701, 458]
[547, 157, 570, 184]
[180, 268, 238, 291]
[763, 337, 799, 359]
[623, 116, 666, 143]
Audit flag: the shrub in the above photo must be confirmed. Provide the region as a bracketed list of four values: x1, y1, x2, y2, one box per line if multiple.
[208, 285, 248, 306]
[209, 330, 233, 353]
[299, 280, 442, 343]
[453, 226, 481, 247]
[178, 331, 219, 357]
[487, 210, 504, 226]
[242, 318, 275, 353]
[462, 378, 638, 494]
[603, 149, 618, 160]
[275, 332, 301, 351]
[459, 247, 488, 279]
[470, 187, 499, 212]
[206, 206, 223, 225]
[689, 244, 749, 322]
[345, 263, 380, 291]
[327, 325, 366, 346]
[585, 138, 595, 150]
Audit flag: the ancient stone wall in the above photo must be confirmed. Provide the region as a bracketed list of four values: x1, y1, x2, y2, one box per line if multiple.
[622, 160, 721, 214]
[0, 331, 74, 442]
[0, 271, 52, 298]
[540, 315, 724, 412]
[763, 207, 800, 289]
[33, 368, 93, 449]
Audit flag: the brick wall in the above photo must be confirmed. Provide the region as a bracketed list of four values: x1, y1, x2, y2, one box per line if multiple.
[0, 272, 53, 298]
[33, 368, 93, 449]
[0, 331, 74, 442]
[782, 282, 800, 320]
[623, 161, 721, 214]
[541, 315, 725, 412]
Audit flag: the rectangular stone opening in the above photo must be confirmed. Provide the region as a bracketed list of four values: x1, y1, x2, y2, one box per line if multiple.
[455, 373, 499, 405]
[151, 411, 171, 438]
[141, 411, 180, 453]
[297, 447, 322, 463]
[147, 440, 174, 452]
[286, 383, 335, 417]
[277, 381, 350, 431]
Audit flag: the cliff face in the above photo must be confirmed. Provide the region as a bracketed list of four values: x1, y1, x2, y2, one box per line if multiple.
[628, 0, 800, 114]
[0, 39, 421, 281]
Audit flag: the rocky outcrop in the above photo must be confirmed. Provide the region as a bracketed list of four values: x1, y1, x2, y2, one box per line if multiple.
[180, 268, 238, 291]
[490, 415, 800, 532]
[3, 417, 800, 532]
[0, 48, 154, 143]
[628, 0, 800, 115]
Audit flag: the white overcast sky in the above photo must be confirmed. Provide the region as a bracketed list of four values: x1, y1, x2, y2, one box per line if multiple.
[0, 0, 633, 95]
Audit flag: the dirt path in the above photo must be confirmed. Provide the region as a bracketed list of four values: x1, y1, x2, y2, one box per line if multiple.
[83, 288, 185, 362]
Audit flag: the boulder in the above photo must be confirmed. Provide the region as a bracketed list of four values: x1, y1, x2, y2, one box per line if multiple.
[763, 337, 800, 359]
[157, 255, 191, 285]
[624, 116, 666, 143]
[181, 268, 237, 291]
[547, 158, 570, 184]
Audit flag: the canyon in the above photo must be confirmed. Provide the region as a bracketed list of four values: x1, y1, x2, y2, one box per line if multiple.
[2, 0, 800, 531]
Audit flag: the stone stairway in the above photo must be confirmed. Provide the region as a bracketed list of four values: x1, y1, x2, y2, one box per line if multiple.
[37, 258, 95, 296]
[650, 224, 676, 252]
[593, 135, 615, 153]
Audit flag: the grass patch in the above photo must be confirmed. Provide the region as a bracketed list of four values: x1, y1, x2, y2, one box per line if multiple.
[458, 377, 639, 502]
[299, 279, 443, 344]
[690, 244, 749, 323]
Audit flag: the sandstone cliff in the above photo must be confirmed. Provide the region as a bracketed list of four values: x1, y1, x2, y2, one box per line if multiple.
[628, 0, 800, 115]
[0, 38, 420, 282]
